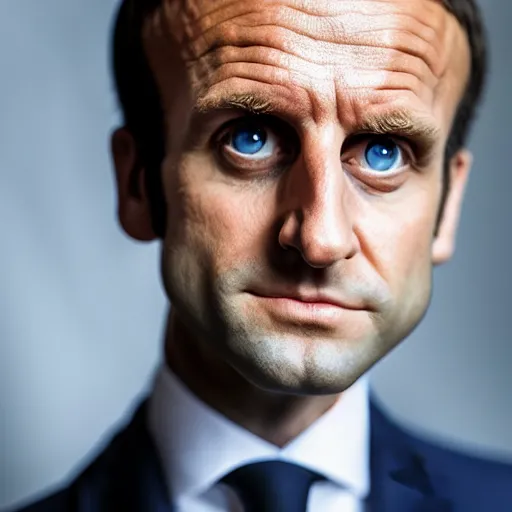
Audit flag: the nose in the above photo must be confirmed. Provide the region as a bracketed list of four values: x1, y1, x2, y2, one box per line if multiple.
[278, 143, 360, 269]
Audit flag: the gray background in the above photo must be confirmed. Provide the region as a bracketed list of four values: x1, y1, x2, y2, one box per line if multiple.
[0, 0, 510, 509]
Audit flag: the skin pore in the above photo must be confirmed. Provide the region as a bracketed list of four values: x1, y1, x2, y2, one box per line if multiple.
[112, 0, 472, 447]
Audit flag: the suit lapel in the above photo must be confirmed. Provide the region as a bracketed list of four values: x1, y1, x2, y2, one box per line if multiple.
[108, 400, 172, 512]
[368, 396, 453, 512]
[77, 400, 173, 512]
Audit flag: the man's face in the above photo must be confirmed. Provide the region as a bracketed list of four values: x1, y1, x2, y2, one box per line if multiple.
[129, 0, 471, 394]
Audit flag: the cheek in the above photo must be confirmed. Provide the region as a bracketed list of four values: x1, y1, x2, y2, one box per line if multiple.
[163, 155, 272, 276]
[393, 216, 435, 296]
[360, 183, 440, 296]
[355, 184, 440, 342]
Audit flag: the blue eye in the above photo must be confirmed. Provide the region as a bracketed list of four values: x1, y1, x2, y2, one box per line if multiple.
[231, 125, 267, 155]
[364, 139, 402, 172]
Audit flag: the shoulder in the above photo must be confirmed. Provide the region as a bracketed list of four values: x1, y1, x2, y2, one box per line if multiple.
[6, 401, 153, 512]
[370, 395, 512, 509]
[402, 418, 512, 498]
[9, 489, 72, 512]
[371, 395, 512, 475]
[6, 439, 113, 512]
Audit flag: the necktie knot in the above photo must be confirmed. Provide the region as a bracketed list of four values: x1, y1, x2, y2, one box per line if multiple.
[222, 460, 324, 512]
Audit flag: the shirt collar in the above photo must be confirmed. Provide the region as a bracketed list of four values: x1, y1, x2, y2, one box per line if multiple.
[147, 363, 370, 502]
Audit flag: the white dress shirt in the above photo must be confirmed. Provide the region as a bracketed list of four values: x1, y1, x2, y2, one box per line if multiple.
[147, 364, 370, 511]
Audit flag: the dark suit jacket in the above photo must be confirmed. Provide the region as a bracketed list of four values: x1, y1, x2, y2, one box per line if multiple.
[8, 398, 512, 512]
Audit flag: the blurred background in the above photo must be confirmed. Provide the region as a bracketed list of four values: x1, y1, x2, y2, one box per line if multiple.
[0, 0, 510, 509]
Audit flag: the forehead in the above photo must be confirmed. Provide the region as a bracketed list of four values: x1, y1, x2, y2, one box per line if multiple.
[142, 0, 470, 136]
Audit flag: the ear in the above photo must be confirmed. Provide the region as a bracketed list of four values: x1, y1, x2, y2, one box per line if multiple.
[432, 149, 472, 265]
[111, 128, 157, 242]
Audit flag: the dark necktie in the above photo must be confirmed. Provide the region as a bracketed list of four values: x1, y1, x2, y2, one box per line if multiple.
[221, 460, 324, 512]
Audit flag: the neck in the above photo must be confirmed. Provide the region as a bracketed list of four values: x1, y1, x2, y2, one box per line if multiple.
[164, 309, 339, 447]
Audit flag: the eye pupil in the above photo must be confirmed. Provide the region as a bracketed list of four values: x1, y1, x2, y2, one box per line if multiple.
[365, 139, 399, 171]
[232, 126, 267, 155]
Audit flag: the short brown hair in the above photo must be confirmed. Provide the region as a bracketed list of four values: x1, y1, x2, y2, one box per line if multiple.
[112, 0, 488, 237]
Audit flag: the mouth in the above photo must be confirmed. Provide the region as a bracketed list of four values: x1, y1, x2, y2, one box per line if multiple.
[249, 290, 364, 311]
[247, 290, 366, 326]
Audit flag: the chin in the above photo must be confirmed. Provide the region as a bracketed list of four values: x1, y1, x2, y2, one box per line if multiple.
[225, 331, 379, 396]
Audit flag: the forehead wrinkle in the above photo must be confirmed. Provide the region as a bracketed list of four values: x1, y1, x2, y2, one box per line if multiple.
[152, 0, 453, 57]
[143, 0, 470, 142]
[183, 5, 452, 91]
[141, 0, 236, 56]
[145, 0, 449, 40]
[432, 15, 471, 129]
[148, 0, 456, 89]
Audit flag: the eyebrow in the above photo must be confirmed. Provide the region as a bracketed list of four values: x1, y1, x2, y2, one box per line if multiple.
[194, 93, 440, 152]
[194, 93, 275, 116]
[356, 110, 441, 152]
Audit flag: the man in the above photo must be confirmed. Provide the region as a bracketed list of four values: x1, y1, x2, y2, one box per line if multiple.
[10, 0, 512, 510]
